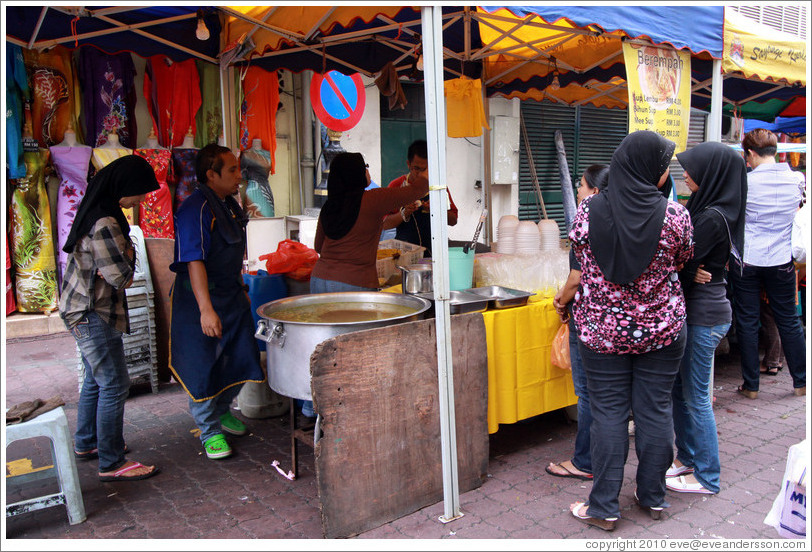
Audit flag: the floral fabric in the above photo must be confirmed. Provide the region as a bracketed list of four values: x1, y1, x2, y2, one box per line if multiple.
[51, 145, 93, 281]
[171, 148, 199, 211]
[135, 148, 174, 238]
[570, 194, 693, 355]
[79, 48, 137, 148]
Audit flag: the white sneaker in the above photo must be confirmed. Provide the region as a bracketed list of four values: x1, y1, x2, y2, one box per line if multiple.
[665, 462, 693, 477]
[666, 475, 715, 494]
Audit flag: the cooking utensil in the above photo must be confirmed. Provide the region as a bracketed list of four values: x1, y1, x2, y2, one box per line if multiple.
[464, 208, 488, 254]
[399, 264, 433, 294]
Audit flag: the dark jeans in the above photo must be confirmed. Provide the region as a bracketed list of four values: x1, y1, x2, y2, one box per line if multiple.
[730, 262, 806, 391]
[72, 312, 130, 473]
[570, 321, 592, 474]
[581, 325, 687, 520]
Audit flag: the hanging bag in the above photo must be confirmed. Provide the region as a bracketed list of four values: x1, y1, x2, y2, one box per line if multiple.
[550, 323, 571, 370]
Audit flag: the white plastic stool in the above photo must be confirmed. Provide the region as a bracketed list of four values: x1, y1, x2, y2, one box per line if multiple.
[5, 406, 86, 525]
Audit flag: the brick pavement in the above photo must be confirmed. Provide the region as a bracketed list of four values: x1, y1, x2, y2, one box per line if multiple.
[2, 331, 807, 543]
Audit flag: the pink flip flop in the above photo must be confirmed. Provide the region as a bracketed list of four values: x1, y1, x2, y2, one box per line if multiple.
[99, 461, 160, 482]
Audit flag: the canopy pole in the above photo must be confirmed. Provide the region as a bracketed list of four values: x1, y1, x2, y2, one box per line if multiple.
[421, 6, 463, 524]
[707, 58, 724, 142]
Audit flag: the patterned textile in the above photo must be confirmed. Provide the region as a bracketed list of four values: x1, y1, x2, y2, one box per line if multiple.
[50, 145, 93, 282]
[6, 232, 16, 315]
[194, 59, 223, 148]
[58, 217, 135, 333]
[238, 66, 279, 171]
[79, 48, 137, 148]
[570, 194, 693, 355]
[171, 148, 199, 211]
[22, 45, 82, 147]
[240, 147, 274, 217]
[135, 148, 174, 238]
[9, 144, 58, 312]
[6, 44, 29, 179]
[143, 56, 201, 147]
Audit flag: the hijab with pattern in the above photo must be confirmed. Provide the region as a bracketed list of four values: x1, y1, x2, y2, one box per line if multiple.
[63, 155, 159, 253]
[588, 130, 676, 285]
[320, 152, 368, 240]
[677, 141, 747, 260]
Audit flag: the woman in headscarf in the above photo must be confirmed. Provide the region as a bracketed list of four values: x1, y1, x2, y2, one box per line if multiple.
[568, 131, 694, 531]
[667, 141, 747, 496]
[310, 152, 428, 293]
[169, 144, 265, 461]
[59, 155, 161, 482]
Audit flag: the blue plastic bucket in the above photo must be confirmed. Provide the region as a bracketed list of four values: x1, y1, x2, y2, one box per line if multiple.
[448, 247, 475, 291]
[243, 270, 287, 351]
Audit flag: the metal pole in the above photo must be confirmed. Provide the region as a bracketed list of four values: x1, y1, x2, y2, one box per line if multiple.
[707, 58, 724, 142]
[421, 5, 462, 524]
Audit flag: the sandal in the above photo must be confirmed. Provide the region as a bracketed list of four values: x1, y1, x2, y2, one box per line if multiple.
[570, 501, 617, 531]
[737, 385, 758, 399]
[75, 443, 130, 461]
[99, 461, 160, 482]
[760, 365, 781, 376]
[634, 490, 664, 520]
[546, 461, 593, 481]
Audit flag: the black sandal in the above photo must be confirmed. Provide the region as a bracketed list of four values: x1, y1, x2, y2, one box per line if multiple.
[760, 365, 781, 376]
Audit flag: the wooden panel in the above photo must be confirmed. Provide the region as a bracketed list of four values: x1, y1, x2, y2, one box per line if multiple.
[311, 312, 489, 539]
[144, 238, 174, 382]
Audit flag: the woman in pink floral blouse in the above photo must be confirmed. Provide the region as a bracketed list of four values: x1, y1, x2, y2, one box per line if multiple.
[568, 130, 694, 532]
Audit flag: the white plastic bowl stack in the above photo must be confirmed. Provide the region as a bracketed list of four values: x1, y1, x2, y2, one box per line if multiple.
[496, 215, 519, 254]
[538, 219, 561, 251]
[514, 221, 541, 254]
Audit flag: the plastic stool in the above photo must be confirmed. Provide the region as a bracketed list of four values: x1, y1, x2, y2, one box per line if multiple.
[5, 406, 86, 525]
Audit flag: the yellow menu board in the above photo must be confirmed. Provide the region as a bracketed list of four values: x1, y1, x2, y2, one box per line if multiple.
[623, 42, 692, 153]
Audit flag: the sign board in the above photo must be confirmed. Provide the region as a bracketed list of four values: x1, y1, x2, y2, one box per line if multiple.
[310, 71, 366, 131]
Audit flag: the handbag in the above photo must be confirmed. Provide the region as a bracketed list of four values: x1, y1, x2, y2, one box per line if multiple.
[550, 323, 571, 371]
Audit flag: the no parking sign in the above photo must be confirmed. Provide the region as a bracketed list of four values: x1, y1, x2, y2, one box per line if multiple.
[310, 71, 366, 132]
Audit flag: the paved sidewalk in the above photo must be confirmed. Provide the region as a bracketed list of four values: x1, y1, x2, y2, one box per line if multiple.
[2, 331, 807, 545]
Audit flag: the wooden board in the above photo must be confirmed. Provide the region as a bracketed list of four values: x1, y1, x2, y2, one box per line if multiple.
[144, 238, 175, 382]
[311, 312, 489, 538]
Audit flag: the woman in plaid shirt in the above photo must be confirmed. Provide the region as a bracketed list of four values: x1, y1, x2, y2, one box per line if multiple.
[60, 155, 161, 482]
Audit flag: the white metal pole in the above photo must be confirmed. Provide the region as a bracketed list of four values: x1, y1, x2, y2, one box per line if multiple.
[421, 5, 462, 524]
[707, 58, 724, 142]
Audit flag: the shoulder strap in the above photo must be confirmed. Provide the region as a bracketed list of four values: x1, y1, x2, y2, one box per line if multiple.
[706, 206, 743, 275]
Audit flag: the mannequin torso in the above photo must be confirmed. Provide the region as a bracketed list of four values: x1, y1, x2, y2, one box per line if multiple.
[180, 128, 197, 149]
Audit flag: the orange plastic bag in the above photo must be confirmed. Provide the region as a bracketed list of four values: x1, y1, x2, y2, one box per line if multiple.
[259, 239, 319, 281]
[550, 323, 571, 370]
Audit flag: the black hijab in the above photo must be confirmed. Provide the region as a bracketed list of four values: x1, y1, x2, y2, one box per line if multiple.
[677, 141, 747, 259]
[588, 130, 676, 285]
[63, 155, 159, 253]
[320, 152, 368, 240]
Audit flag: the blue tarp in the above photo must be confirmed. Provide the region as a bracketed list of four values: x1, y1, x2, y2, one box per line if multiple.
[480, 6, 725, 58]
[743, 117, 807, 135]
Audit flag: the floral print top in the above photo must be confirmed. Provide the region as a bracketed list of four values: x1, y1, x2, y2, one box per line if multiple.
[570, 195, 694, 355]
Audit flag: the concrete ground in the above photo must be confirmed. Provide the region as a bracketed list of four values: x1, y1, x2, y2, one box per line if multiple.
[2, 330, 807, 547]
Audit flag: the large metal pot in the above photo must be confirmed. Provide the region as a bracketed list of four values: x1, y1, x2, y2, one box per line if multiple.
[254, 291, 431, 400]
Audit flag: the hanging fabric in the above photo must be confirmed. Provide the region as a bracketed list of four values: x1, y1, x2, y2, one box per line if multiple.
[78, 48, 138, 148]
[50, 144, 93, 282]
[444, 77, 490, 138]
[143, 56, 202, 147]
[194, 59, 224, 148]
[238, 66, 280, 173]
[134, 148, 175, 238]
[6, 44, 30, 179]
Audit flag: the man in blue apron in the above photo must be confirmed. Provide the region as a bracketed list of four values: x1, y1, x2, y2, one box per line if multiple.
[169, 144, 265, 460]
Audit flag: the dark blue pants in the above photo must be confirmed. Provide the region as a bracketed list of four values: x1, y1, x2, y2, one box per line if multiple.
[570, 321, 592, 474]
[729, 262, 806, 392]
[581, 325, 687, 520]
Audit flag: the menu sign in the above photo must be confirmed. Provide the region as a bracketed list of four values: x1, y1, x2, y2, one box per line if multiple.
[623, 42, 691, 153]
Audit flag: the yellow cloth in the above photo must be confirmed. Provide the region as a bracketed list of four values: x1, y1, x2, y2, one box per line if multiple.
[92, 147, 135, 224]
[444, 77, 490, 138]
[483, 298, 577, 434]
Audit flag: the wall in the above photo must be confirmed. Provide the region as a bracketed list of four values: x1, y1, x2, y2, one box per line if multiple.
[334, 75, 382, 187]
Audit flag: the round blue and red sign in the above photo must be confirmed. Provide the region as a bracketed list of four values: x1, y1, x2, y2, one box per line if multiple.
[310, 71, 366, 131]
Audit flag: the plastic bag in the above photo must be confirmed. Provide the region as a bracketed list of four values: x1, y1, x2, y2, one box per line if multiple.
[550, 323, 571, 370]
[259, 239, 319, 281]
[764, 439, 808, 539]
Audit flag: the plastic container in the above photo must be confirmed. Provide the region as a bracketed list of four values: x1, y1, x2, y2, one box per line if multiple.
[448, 247, 475, 291]
[244, 270, 287, 351]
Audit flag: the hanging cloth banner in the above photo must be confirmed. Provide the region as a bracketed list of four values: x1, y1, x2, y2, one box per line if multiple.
[623, 42, 691, 153]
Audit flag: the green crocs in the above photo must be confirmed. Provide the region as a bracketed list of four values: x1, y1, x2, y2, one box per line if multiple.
[204, 434, 232, 459]
[220, 411, 248, 436]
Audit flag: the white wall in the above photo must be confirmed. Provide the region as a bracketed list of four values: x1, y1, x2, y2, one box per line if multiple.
[335, 75, 382, 186]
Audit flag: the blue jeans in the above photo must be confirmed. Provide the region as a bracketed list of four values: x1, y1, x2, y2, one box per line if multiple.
[310, 276, 377, 294]
[581, 325, 687, 520]
[72, 311, 130, 473]
[730, 262, 806, 391]
[570, 321, 592, 474]
[189, 385, 242, 443]
[672, 323, 729, 494]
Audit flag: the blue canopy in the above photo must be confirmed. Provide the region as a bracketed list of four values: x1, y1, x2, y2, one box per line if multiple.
[743, 117, 807, 135]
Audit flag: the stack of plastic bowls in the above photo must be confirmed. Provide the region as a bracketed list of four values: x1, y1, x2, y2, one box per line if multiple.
[538, 219, 561, 251]
[515, 221, 541, 254]
[496, 215, 519, 254]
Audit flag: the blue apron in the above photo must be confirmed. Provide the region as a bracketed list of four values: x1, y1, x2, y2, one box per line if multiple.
[169, 208, 264, 402]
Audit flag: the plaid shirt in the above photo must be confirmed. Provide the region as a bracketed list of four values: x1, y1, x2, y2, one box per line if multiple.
[59, 217, 135, 333]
